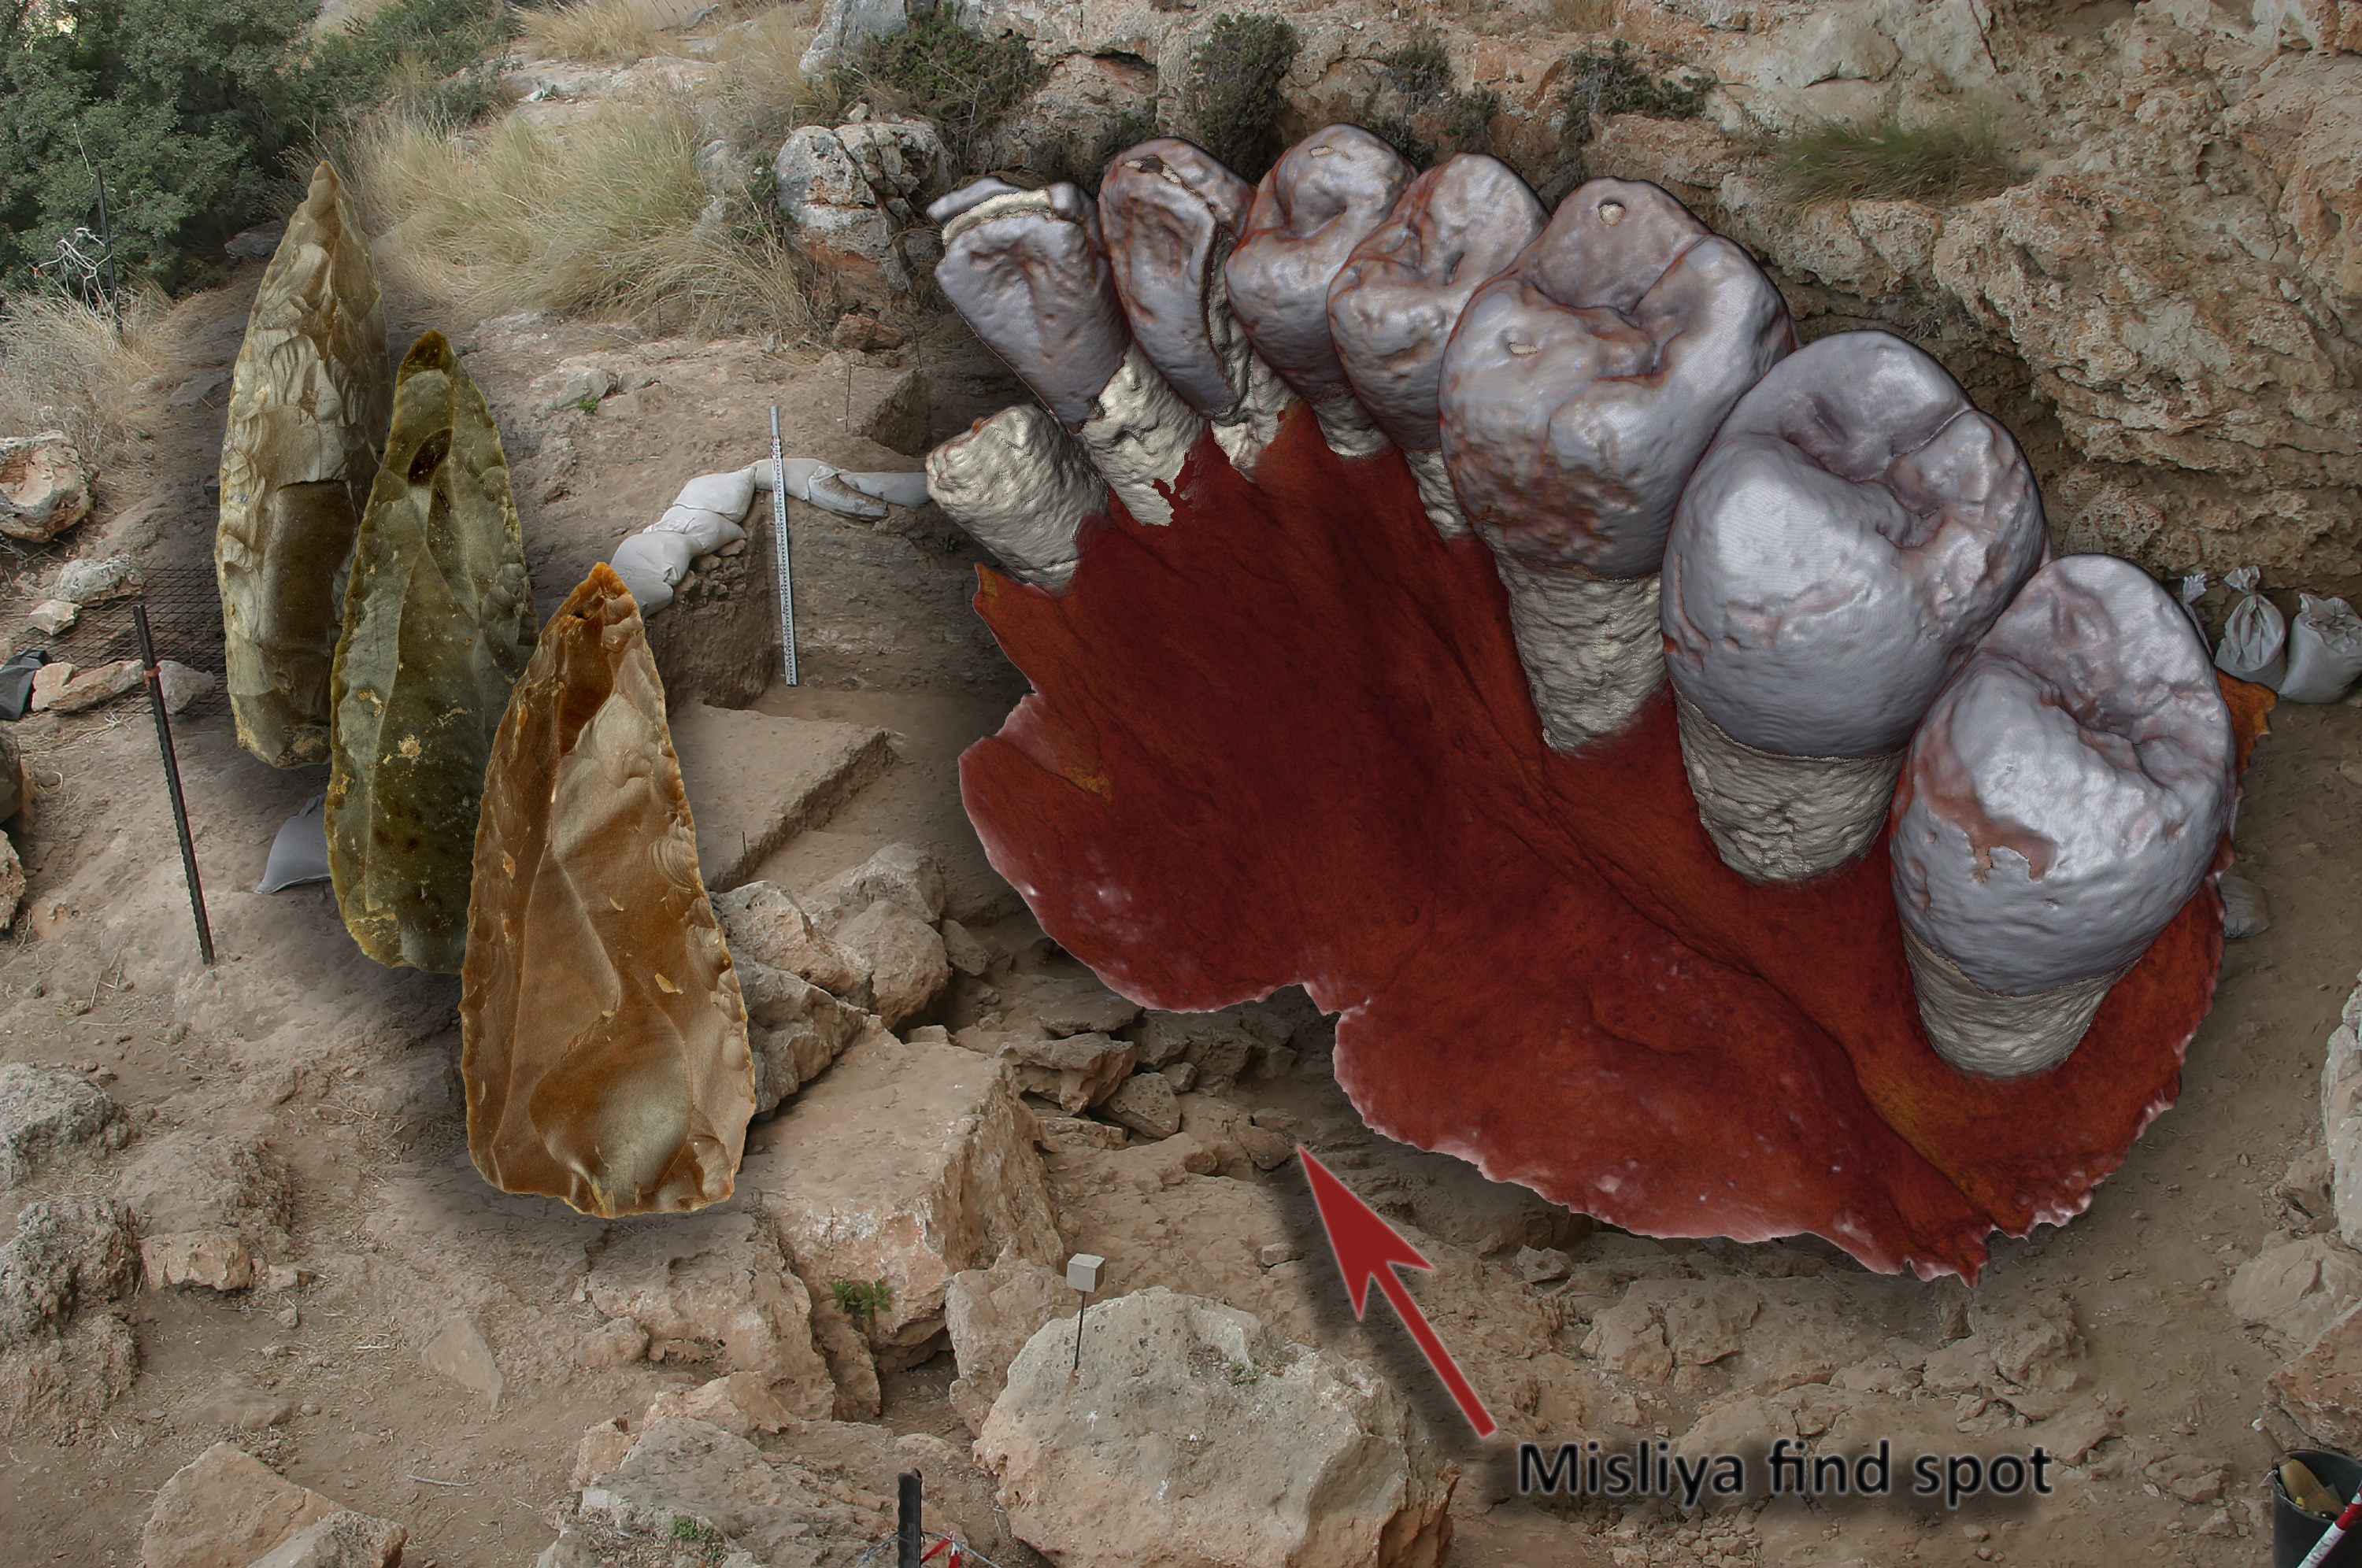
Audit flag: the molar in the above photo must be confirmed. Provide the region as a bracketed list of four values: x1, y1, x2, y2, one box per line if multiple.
[1890, 554, 2234, 1078]
[1661, 331, 2049, 882]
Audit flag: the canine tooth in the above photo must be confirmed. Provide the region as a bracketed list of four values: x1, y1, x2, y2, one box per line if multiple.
[1224, 125, 1414, 452]
[1890, 554, 2234, 1078]
[925, 405, 1105, 589]
[1327, 154, 1546, 536]
[937, 183, 1129, 430]
[1660, 331, 2049, 882]
[1437, 179, 1793, 749]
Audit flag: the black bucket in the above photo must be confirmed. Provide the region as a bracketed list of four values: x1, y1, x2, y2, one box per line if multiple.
[2274, 1448, 2362, 1568]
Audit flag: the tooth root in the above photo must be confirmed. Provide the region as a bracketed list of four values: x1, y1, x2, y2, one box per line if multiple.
[1495, 564, 1663, 753]
[1309, 394, 1391, 458]
[925, 405, 1104, 590]
[1661, 331, 2049, 882]
[1075, 343, 1206, 527]
[1674, 692, 1904, 878]
[937, 183, 1130, 431]
[1401, 448, 1465, 538]
[1224, 126, 1415, 426]
[1209, 351, 1296, 472]
[1890, 554, 2235, 1078]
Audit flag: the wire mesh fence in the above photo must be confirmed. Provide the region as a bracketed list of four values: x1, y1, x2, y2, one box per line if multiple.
[35, 559, 227, 718]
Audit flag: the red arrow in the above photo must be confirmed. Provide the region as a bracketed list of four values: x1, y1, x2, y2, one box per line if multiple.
[1299, 1148, 1498, 1439]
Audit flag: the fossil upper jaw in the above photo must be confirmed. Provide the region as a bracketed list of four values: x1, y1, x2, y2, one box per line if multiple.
[1223, 125, 1416, 409]
[1436, 178, 1794, 581]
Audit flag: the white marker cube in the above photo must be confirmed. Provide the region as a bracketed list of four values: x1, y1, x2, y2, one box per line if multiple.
[1066, 1254, 1105, 1293]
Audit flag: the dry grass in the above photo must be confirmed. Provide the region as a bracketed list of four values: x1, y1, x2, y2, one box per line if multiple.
[709, 6, 846, 152]
[1769, 113, 2018, 207]
[0, 290, 168, 482]
[519, 0, 662, 65]
[339, 93, 821, 338]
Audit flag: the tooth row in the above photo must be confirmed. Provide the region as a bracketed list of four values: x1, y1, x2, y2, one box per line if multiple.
[1661, 331, 2049, 882]
[924, 132, 2234, 1082]
[1890, 554, 2234, 1076]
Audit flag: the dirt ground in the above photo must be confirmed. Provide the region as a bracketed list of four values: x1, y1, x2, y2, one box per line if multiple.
[3, 216, 2360, 1568]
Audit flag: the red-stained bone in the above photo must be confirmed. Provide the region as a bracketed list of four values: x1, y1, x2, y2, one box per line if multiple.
[959, 407, 2269, 1282]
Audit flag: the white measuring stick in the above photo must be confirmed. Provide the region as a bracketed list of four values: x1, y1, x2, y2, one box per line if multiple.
[769, 405, 799, 687]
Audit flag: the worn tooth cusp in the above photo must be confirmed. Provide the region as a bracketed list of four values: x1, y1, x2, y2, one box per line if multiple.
[1661, 331, 2049, 882]
[1890, 554, 2235, 1078]
[1327, 154, 1546, 537]
[1224, 125, 1415, 457]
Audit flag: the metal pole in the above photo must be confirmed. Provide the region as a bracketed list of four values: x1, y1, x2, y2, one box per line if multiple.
[768, 405, 799, 687]
[1073, 1294, 1085, 1374]
[896, 1470, 923, 1568]
[132, 606, 213, 967]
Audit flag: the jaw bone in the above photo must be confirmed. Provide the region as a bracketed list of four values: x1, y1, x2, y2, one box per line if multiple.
[1661, 331, 2049, 882]
[1224, 125, 1415, 458]
[1438, 178, 1795, 751]
[1890, 554, 2234, 1078]
[937, 181, 1205, 524]
[1327, 154, 1546, 538]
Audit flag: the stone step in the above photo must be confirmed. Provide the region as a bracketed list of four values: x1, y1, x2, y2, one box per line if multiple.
[670, 701, 893, 892]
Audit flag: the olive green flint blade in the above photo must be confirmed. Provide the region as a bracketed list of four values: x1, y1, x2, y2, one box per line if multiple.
[327, 330, 534, 972]
[217, 160, 391, 768]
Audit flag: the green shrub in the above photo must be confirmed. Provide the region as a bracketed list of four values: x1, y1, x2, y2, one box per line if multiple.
[1186, 13, 1298, 180]
[1559, 39, 1709, 146]
[831, 1277, 893, 1320]
[1768, 113, 2016, 206]
[1371, 25, 1497, 165]
[0, 0, 516, 300]
[839, 9, 1043, 175]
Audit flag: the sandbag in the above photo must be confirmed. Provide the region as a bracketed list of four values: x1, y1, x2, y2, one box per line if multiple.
[2213, 566, 2286, 688]
[2179, 572, 2208, 650]
[257, 795, 331, 892]
[2279, 594, 2362, 703]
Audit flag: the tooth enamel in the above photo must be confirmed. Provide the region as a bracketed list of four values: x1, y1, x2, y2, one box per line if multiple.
[1224, 125, 1415, 439]
[937, 183, 1130, 431]
[925, 405, 1105, 589]
[1661, 331, 2049, 881]
[1437, 178, 1794, 749]
[1098, 140, 1257, 420]
[1209, 350, 1296, 472]
[1327, 155, 1547, 537]
[1890, 554, 2235, 1078]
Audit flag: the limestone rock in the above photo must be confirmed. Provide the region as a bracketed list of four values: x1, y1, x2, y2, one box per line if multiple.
[998, 1030, 1137, 1113]
[640, 1370, 797, 1438]
[461, 563, 753, 1217]
[0, 1196, 139, 1344]
[834, 900, 950, 1029]
[0, 432, 91, 541]
[28, 661, 73, 712]
[1583, 1296, 1675, 1384]
[799, 0, 912, 74]
[422, 1315, 503, 1403]
[159, 661, 217, 716]
[940, 917, 993, 976]
[1016, 972, 1142, 1037]
[0, 727, 20, 823]
[117, 1130, 294, 1284]
[2231, 1235, 2362, 1349]
[736, 960, 876, 1118]
[749, 1034, 1061, 1371]
[979, 1288, 1455, 1568]
[774, 120, 948, 300]
[583, 1211, 835, 1417]
[1102, 1071, 1180, 1139]
[813, 841, 948, 924]
[328, 328, 532, 971]
[0, 1063, 128, 1190]
[2275, 1300, 2362, 1454]
[561, 1417, 893, 1562]
[945, 1257, 1071, 1434]
[138, 1443, 342, 1568]
[0, 834, 20, 932]
[45, 658, 141, 714]
[2323, 972, 2362, 1250]
[1135, 1010, 1260, 1089]
[713, 880, 872, 1006]
[245, 1511, 406, 1568]
[54, 554, 142, 606]
[217, 161, 392, 768]
[25, 598, 76, 637]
